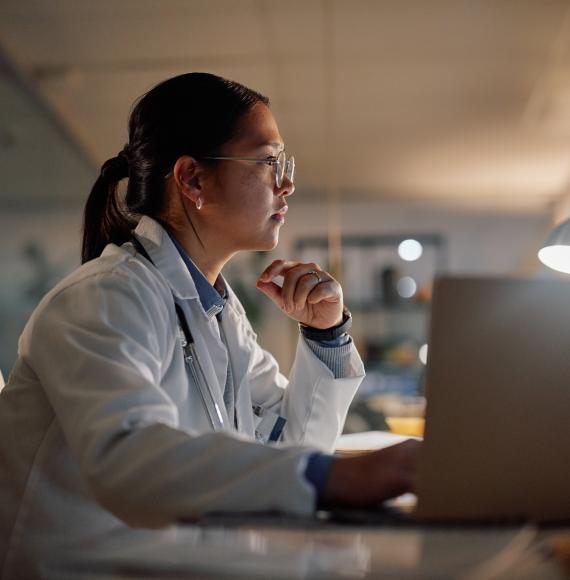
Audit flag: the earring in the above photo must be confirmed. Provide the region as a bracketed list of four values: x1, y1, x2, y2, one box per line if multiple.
[196, 196, 203, 210]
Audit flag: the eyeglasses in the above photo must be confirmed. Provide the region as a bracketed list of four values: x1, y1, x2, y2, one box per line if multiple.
[199, 150, 295, 188]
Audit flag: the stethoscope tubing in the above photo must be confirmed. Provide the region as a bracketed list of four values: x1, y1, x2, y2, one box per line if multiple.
[183, 339, 225, 430]
[131, 236, 225, 431]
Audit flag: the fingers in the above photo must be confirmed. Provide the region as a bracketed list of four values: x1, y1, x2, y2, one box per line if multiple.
[302, 279, 342, 307]
[375, 440, 421, 494]
[258, 259, 300, 283]
[282, 266, 325, 312]
[255, 280, 284, 307]
[286, 266, 324, 311]
[322, 440, 422, 508]
[285, 270, 326, 312]
[256, 259, 293, 310]
[258, 260, 335, 313]
[257, 260, 299, 311]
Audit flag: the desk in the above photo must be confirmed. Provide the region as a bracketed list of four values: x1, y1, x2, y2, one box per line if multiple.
[47, 518, 569, 579]
[46, 431, 570, 579]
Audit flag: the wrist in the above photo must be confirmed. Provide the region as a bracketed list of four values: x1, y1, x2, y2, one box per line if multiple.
[321, 455, 367, 508]
[305, 453, 335, 507]
[300, 306, 352, 342]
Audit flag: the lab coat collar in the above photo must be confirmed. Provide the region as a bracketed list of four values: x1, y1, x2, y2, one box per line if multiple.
[132, 216, 200, 301]
[166, 230, 228, 319]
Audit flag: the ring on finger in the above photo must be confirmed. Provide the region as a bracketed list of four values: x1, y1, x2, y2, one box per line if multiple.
[307, 269, 322, 284]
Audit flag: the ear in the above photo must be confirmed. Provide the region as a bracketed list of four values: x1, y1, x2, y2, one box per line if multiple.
[172, 155, 203, 204]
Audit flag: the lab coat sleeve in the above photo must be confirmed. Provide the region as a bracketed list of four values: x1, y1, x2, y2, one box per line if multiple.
[241, 312, 365, 453]
[282, 336, 365, 451]
[25, 266, 317, 528]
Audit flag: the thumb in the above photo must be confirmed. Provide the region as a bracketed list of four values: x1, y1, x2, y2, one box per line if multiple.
[256, 280, 284, 307]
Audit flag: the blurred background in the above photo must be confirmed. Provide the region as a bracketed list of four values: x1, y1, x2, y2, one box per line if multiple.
[2, 0, 570, 434]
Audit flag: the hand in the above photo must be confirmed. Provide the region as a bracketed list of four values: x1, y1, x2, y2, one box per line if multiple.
[322, 440, 421, 508]
[256, 260, 344, 328]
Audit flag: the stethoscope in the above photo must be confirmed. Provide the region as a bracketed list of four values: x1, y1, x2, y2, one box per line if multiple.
[130, 235, 287, 443]
[130, 236, 225, 431]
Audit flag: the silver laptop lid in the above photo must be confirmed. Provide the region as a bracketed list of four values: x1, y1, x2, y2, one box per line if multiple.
[416, 277, 570, 522]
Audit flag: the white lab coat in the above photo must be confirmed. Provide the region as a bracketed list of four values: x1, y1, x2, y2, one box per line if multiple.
[0, 216, 365, 578]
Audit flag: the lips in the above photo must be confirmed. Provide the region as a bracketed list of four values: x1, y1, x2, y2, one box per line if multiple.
[271, 205, 288, 219]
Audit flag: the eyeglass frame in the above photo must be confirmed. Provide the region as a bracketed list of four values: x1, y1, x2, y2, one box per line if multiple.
[197, 150, 295, 188]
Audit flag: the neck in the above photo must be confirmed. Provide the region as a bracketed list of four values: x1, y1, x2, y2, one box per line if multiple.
[162, 187, 237, 285]
[184, 243, 229, 286]
[167, 221, 233, 285]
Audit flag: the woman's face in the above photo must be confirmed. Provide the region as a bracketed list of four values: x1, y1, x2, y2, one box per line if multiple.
[199, 103, 294, 253]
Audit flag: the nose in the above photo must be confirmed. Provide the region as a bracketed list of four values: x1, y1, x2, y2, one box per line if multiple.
[276, 175, 295, 198]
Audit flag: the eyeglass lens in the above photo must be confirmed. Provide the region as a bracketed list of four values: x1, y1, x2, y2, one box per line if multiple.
[276, 151, 295, 187]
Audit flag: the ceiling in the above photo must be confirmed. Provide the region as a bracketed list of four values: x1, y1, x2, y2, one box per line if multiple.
[2, 0, 570, 212]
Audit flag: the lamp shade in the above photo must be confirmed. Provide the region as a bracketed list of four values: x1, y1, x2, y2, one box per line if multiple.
[538, 217, 570, 274]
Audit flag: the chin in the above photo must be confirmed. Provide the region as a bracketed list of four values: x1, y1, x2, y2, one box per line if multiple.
[249, 233, 280, 252]
[257, 238, 279, 251]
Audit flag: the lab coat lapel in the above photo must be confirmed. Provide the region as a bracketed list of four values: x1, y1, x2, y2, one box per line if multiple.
[219, 304, 249, 392]
[133, 217, 231, 429]
[176, 299, 231, 429]
[132, 216, 197, 300]
[219, 297, 256, 436]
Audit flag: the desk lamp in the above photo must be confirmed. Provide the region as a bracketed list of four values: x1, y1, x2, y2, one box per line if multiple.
[538, 217, 570, 273]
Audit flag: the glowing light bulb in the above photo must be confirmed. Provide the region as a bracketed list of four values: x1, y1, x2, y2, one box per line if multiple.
[397, 276, 417, 299]
[538, 245, 570, 274]
[398, 239, 423, 262]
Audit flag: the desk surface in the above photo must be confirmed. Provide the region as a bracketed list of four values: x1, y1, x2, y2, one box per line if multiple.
[44, 430, 570, 578]
[45, 430, 570, 578]
[48, 518, 569, 579]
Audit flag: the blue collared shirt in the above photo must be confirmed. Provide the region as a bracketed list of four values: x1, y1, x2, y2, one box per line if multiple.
[168, 235, 226, 318]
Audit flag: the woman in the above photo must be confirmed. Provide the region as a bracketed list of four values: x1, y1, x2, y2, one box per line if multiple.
[0, 73, 418, 576]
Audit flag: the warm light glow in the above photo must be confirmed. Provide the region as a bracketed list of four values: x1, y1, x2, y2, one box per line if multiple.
[419, 344, 428, 365]
[397, 276, 417, 298]
[538, 245, 570, 274]
[398, 239, 423, 261]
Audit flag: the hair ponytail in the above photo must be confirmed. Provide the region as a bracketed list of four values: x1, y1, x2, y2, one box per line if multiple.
[81, 72, 269, 264]
[81, 152, 135, 264]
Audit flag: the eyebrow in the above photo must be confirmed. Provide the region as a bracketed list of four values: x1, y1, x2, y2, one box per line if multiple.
[256, 141, 285, 151]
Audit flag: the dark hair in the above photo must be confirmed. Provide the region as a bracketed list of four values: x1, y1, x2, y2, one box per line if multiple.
[81, 72, 269, 263]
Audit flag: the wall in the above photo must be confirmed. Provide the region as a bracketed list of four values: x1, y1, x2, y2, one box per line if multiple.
[251, 199, 552, 371]
[0, 60, 94, 377]
[0, 207, 83, 376]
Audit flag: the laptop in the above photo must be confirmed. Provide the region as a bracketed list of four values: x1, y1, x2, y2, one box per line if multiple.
[415, 276, 570, 523]
[332, 276, 570, 525]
